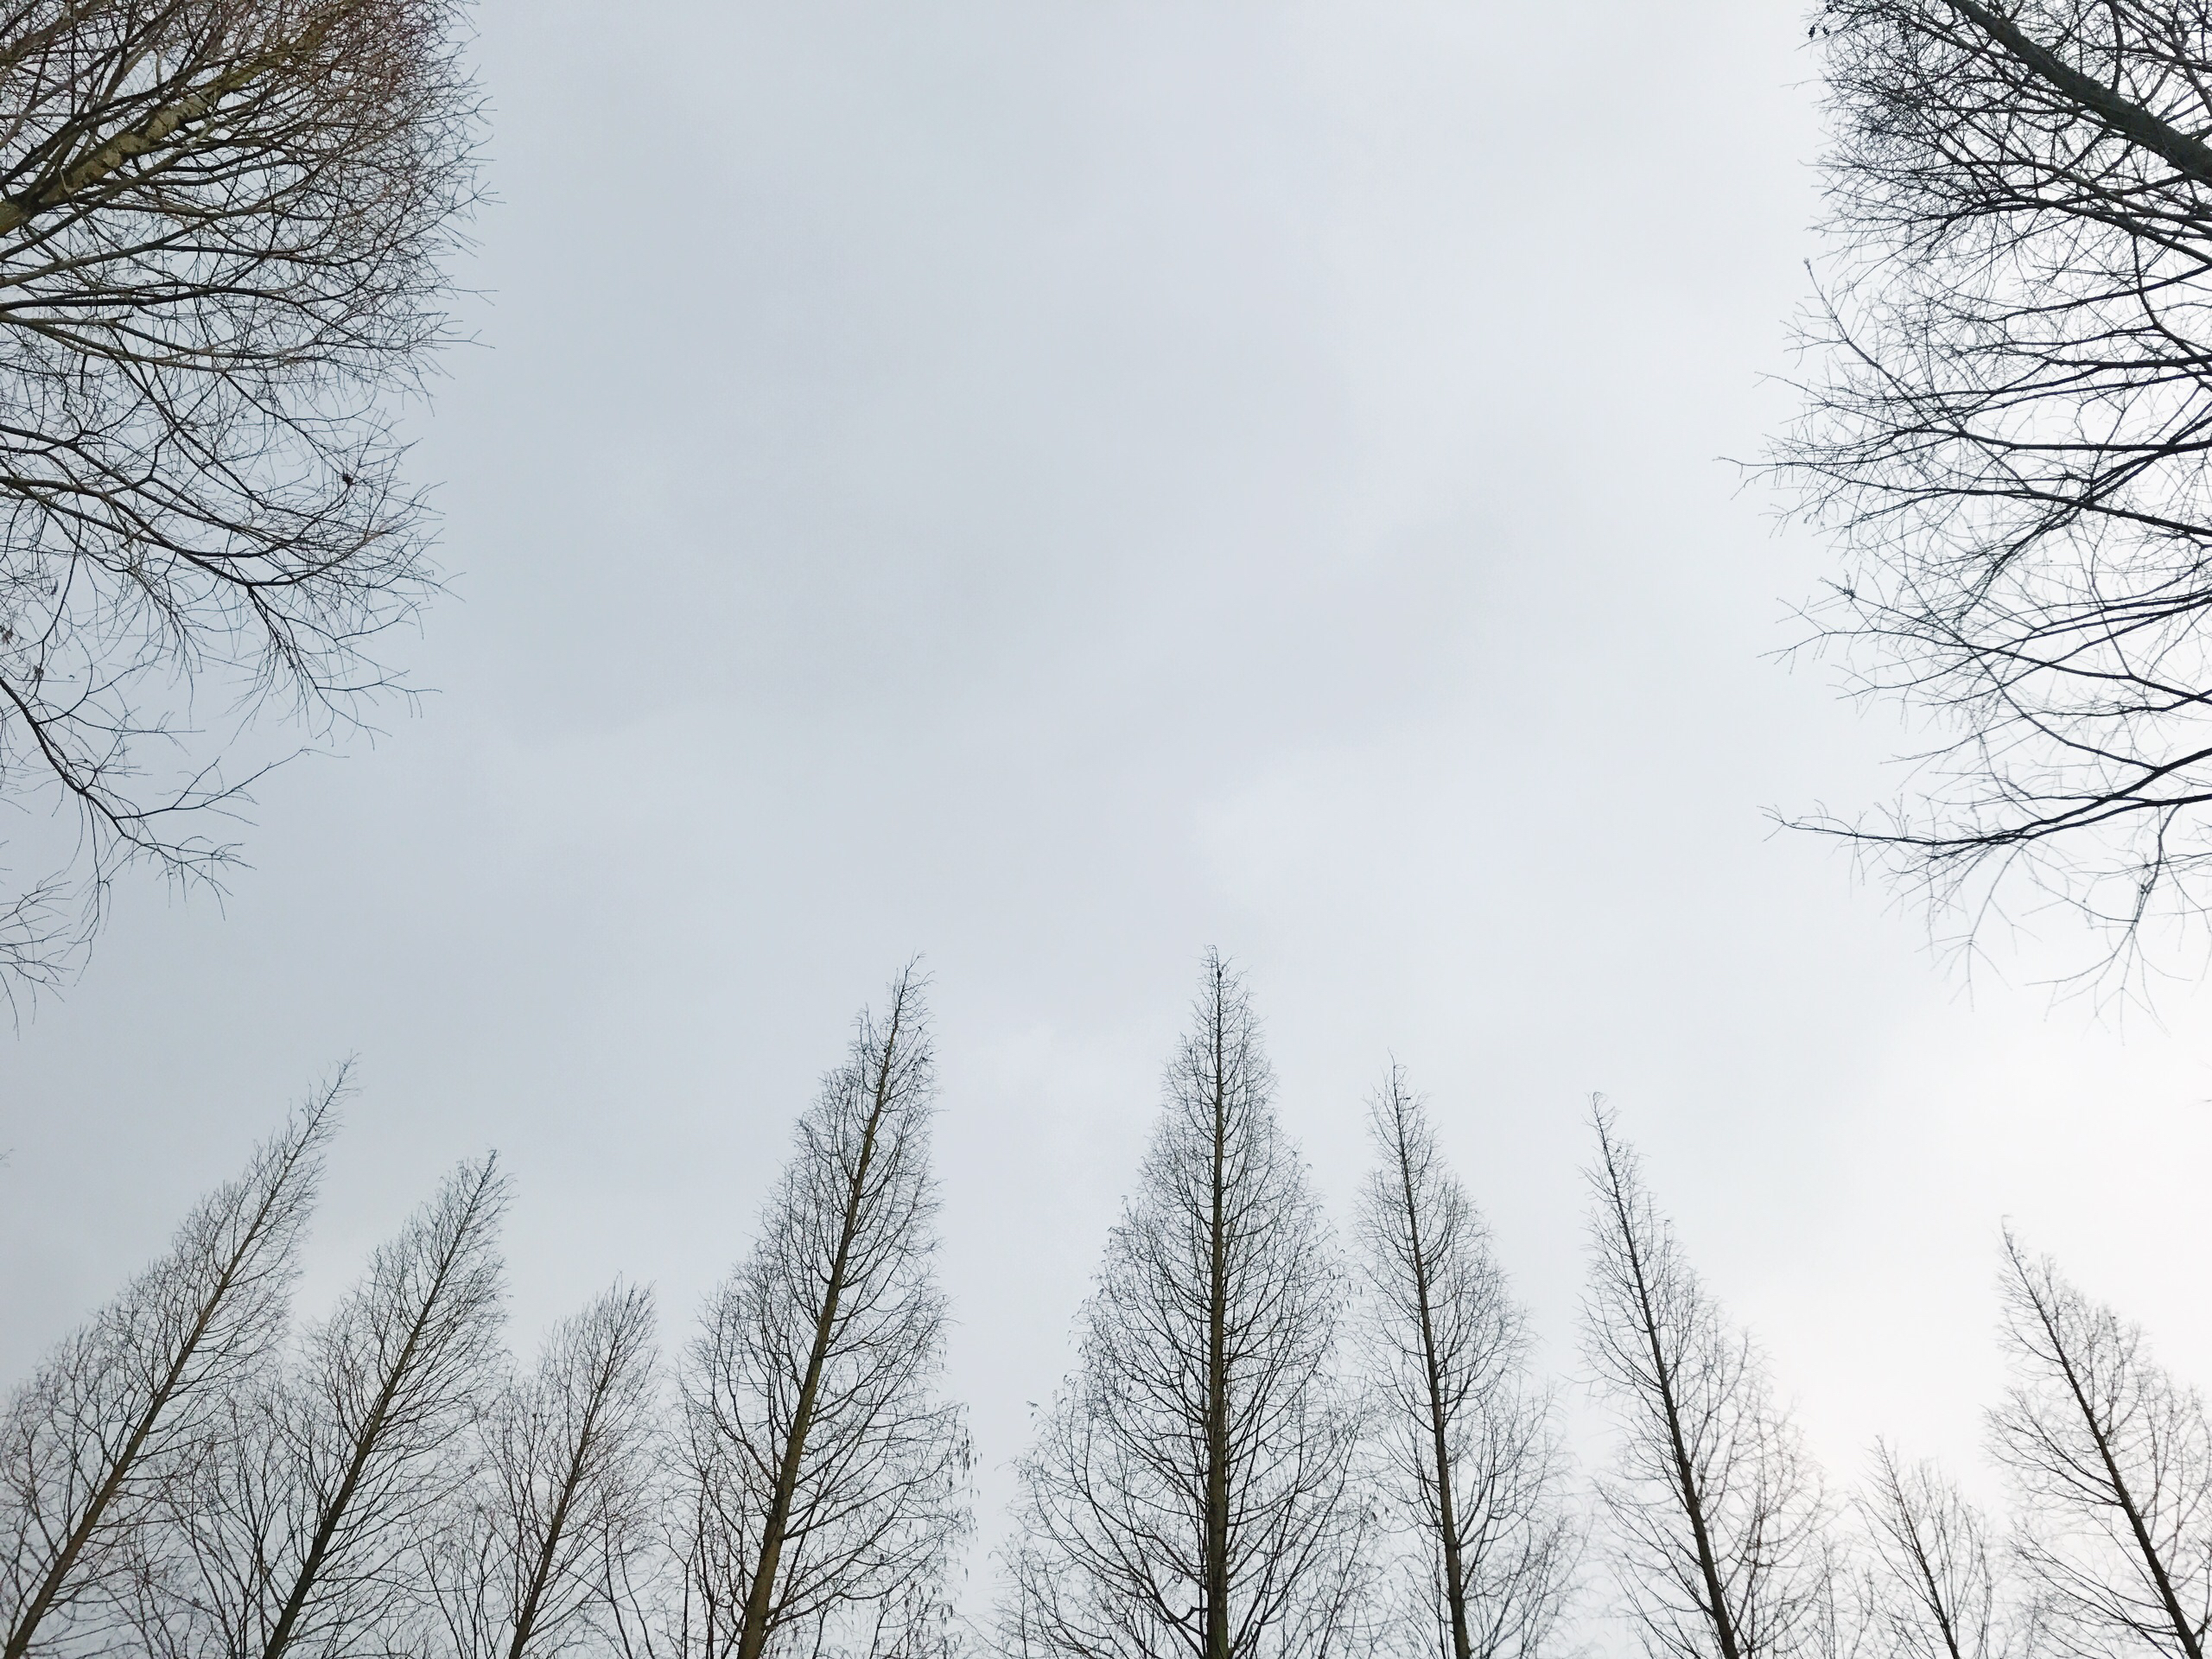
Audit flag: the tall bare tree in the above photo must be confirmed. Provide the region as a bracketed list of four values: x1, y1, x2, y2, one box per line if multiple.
[1001, 954, 1368, 1659]
[1990, 1231, 2212, 1659]
[1855, 1443, 2015, 1659]
[431, 1283, 661, 1659]
[0, 1079, 338, 1659]
[1357, 1065, 1577, 1659]
[1777, 0, 2212, 982]
[0, 0, 481, 988]
[138, 1153, 509, 1659]
[1582, 1105, 1831, 1659]
[672, 968, 969, 1659]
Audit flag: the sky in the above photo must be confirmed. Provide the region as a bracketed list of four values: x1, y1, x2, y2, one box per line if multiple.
[10, 0, 2212, 1623]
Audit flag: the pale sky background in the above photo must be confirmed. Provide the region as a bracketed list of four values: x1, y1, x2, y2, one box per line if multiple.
[10, 0, 2212, 1631]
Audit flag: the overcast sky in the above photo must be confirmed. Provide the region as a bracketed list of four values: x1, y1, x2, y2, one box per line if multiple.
[10, 0, 2212, 1620]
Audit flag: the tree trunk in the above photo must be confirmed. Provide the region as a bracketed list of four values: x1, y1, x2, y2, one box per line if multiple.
[3, 1095, 332, 1659]
[261, 1160, 500, 1659]
[1937, 0, 2212, 189]
[1595, 1129, 1740, 1659]
[1396, 1147, 1473, 1659]
[733, 999, 906, 1659]
[1204, 972, 1232, 1659]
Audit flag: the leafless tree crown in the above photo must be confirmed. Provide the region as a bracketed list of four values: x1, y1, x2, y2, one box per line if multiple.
[0, 0, 480, 990]
[137, 1152, 511, 1659]
[1355, 1065, 1578, 1659]
[1777, 0, 2212, 985]
[430, 1282, 663, 1659]
[1854, 1441, 2016, 1659]
[670, 967, 971, 1659]
[1580, 1106, 1831, 1659]
[1989, 1232, 2212, 1659]
[2, 983, 998, 1659]
[1001, 954, 1369, 1659]
[0, 1077, 338, 1659]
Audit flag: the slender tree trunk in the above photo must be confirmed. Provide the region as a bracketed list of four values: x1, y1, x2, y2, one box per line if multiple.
[504, 1334, 625, 1659]
[1204, 977, 1231, 1659]
[2015, 1258, 2204, 1659]
[1359, 1072, 1575, 1659]
[6, 1330, 206, 1659]
[1395, 1147, 1472, 1659]
[264, 1351, 406, 1656]
[1899, 1518, 1969, 1659]
[262, 1160, 501, 1659]
[1593, 1128, 1741, 1659]
[508, 1466, 583, 1659]
[3, 1092, 334, 1659]
[733, 998, 906, 1659]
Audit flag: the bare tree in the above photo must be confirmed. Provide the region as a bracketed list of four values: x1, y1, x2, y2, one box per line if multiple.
[1356, 1065, 1578, 1659]
[1777, 0, 2212, 984]
[1582, 1105, 1832, 1659]
[430, 1283, 661, 1659]
[671, 967, 970, 1659]
[138, 1152, 509, 1659]
[1989, 1231, 2212, 1659]
[0, 0, 481, 988]
[0, 1078, 338, 1659]
[1001, 953, 1369, 1659]
[1854, 1443, 2015, 1659]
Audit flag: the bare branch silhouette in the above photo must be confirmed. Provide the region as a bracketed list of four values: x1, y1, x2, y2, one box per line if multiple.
[430, 1283, 661, 1659]
[1001, 953, 1370, 1659]
[137, 1153, 509, 1659]
[1357, 1065, 1579, 1659]
[0, 1076, 338, 1658]
[1772, 0, 2212, 988]
[0, 0, 480, 987]
[1582, 1105, 1833, 1659]
[1990, 1232, 2212, 1659]
[671, 967, 970, 1659]
[1855, 1442, 2019, 1659]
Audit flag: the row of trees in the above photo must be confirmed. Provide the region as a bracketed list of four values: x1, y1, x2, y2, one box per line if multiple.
[0, 969, 969, 1659]
[6, 959, 2204, 1659]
